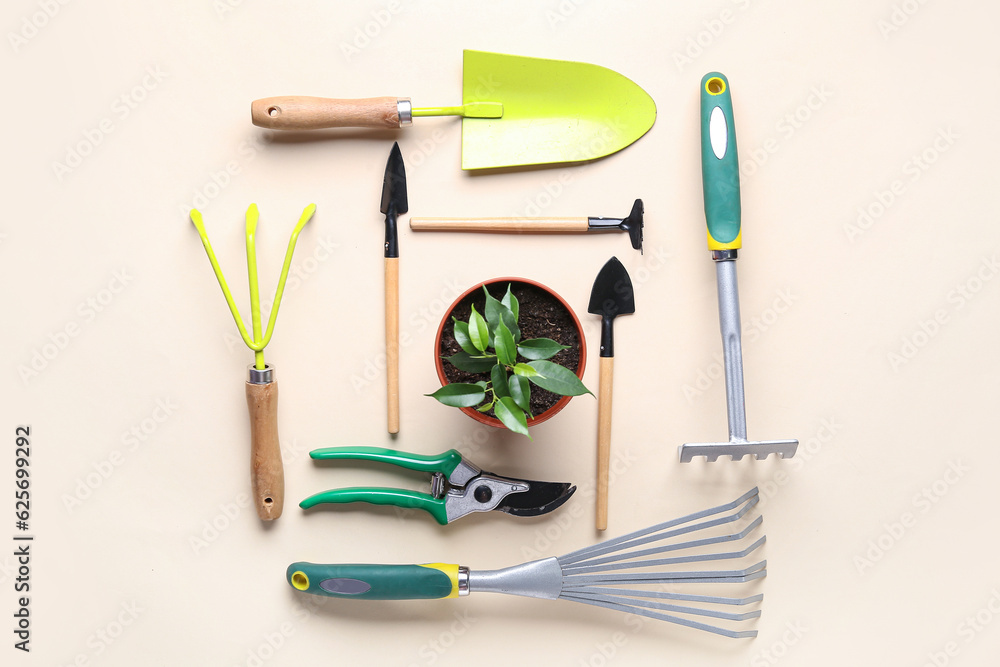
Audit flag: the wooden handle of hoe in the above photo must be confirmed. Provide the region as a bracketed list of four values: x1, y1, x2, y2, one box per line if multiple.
[385, 257, 400, 434]
[596, 357, 614, 531]
[246, 380, 284, 520]
[410, 217, 590, 234]
[251, 96, 403, 130]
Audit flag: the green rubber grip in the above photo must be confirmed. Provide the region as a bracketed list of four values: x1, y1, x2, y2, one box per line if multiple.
[287, 562, 459, 600]
[299, 487, 449, 524]
[309, 446, 463, 477]
[700, 72, 742, 250]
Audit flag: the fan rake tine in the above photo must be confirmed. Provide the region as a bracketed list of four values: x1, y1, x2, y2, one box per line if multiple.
[558, 587, 764, 606]
[559, 593, 759, 639]
[561, 524, 765, 574]
[562, 560, 767, 587]
[560, 490, 760, 566]
[561, 591, 761, 622]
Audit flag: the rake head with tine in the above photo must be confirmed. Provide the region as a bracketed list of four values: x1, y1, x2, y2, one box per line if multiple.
[288, 488, 767, 638]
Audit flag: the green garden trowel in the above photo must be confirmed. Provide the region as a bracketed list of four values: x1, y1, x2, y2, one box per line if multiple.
[251, 50, 656, 170]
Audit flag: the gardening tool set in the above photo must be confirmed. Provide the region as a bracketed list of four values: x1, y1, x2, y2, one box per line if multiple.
[189, 54, 799, 639]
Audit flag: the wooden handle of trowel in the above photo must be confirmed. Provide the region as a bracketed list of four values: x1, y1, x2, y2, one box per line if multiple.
[410, 217, 589, 233]
[385, 257, 400, 434]
[251, 96, 405, 130]
[246, 380, 284, 520]
[596, 357, 614, 531]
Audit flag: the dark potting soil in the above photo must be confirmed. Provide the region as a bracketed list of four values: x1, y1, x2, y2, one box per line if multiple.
[439, 281, 581, 419]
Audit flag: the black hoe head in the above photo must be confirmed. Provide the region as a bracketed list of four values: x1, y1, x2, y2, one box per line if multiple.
[380, 142, 408, 216]
[622, 199, 643, 253]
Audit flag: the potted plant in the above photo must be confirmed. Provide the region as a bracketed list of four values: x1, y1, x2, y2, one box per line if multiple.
[429, 278, 590, 436]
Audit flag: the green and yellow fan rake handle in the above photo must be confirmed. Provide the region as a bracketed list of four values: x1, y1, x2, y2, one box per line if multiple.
[190, 203, 315, 521]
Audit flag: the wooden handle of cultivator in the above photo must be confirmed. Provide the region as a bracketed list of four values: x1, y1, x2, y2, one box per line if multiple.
[251, 96, 403, 130]
[246, 381, 285, 520]
[596, 357, 614, 531]
[385, 258, 400, 434]
[410, 217, 590, 233]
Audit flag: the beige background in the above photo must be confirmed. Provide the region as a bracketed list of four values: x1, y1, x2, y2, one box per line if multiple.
[5, 0, 999, 664]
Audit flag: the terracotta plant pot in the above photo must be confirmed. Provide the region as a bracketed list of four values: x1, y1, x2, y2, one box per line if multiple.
[433, 277, 588, 429]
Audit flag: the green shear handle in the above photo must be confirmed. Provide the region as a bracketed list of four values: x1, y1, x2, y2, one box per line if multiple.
[300, 447, 468, 524]
[308, 446, 463, 476]
[299, 487, 449, 525]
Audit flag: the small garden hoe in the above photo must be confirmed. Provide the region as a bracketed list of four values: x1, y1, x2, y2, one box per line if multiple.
[190, 203, 315, 520]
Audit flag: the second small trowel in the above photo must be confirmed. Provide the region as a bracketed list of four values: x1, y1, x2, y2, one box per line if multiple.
[588, 257, 634, 530]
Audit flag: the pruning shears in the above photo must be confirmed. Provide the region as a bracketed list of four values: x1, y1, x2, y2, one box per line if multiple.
[300, 447, 575, 525]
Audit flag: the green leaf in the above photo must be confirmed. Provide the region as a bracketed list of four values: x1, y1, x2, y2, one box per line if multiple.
[426, 383, 487, 408]
[485, 285, 520, 342]
[508, 374, 531, 415]
[512, 363, 541, 378]
[490, 364, 510, 398]
[483, 286, 504, 327]
[451, 319, 478, 355]
[527, 360, 592, 397]
[517, 338, 570, 361]
[476, 399, 495, 413]
[443, 351, 497, 373]
[501, 285, 519, 321]
[494, 396, 530, 437]
[494, 320, 517, 367]
[468, 305, 489, 352]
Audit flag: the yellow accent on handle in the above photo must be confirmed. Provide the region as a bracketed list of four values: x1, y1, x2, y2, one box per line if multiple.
[418, 563, 461, 598]
[410, 217, 590, 233]
[385, 257, 400, 434]
[251, 96, 402, 129]
[707, 229, 742, 251]
[596, 356, 614, 531]
[704, 76, 727, 96]
[246, 380, 284, 521]
[290, 571, 309, 590]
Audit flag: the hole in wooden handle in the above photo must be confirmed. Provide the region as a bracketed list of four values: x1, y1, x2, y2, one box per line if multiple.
[267, 106, 280, 118]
